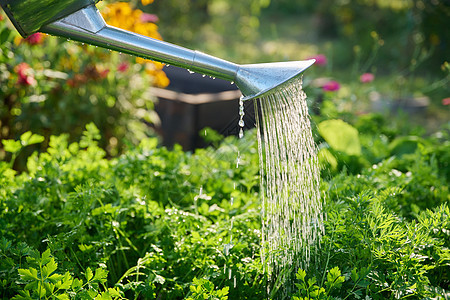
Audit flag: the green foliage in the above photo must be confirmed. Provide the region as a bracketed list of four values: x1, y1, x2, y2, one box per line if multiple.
[13, 249, 121, 300]
[0, 125, 265, 299]
[147, 0, 270, 57]
[306, 0, 448, 72]
[187, 278, 229, 300]
[293, 267, 345, 299]
[1, 131, 44, 168]
[0, 120, 449, 299]
[0, 11, 160, 164]
[318, 119, 361, 156]
[316, 192, 450, 299]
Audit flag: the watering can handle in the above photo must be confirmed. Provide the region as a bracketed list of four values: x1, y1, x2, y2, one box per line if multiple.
[0, 0, 99, 37]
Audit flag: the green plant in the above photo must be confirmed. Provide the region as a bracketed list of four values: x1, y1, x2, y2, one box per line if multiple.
[186, 278, 229, 300]
[0, 4, 165, 165]
[293, 267, 345, 300]
[13, 248, 123, 300]
[1, 119, 448, 299]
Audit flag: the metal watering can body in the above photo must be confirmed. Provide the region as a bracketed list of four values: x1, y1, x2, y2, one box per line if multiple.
[0, 0, 98, 37]
[0, 0, 314, 101]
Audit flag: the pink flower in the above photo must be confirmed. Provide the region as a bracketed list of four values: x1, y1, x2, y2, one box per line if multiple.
[360, 73, 375, 83]
[118, 62, 129, 73]
[15, 62, 37, 86]
[322, 80, 340, 92]
[308, 54, 327, 66]
[25, 33, 44, 45]
[442, 98, 450, 106]
[140, 13, 159, 23]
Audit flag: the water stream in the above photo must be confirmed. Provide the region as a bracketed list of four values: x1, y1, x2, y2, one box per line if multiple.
[254, 77, 324, 282]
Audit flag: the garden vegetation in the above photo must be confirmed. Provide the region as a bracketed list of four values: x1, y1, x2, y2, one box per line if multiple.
[1, 0, 449, 299]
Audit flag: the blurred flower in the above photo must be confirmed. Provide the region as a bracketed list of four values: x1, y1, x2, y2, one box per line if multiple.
[145, 62, 169, 87]
[102, 2, 161, 38]
[67, 65, 109, 87]
[25, 32, 44, 45]
[15, 62, 36, 86]
[118, 62, 129, 73]
[141, 13, 159, 23]
[0, 14, 3, 21]
[308, 54, 327, 66]
[100, 69, 110, 78]
[442, 98, 450, 106]
[84, 65, 109, 80]
[360, 73, 375, 83]
[67, 74, 87, 88]
[322, 80, 340, 92]
[102, 2, 168, 87]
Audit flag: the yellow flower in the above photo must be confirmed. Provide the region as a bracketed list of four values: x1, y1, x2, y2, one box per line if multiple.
[101, 2, 169, 87]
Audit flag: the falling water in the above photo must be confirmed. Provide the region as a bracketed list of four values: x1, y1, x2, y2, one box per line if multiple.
[254, 77, 324, 283]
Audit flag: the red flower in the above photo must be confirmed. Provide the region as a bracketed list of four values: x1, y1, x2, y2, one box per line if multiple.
[322, 80, 340, 92]
[15, 62, 36, 86]
[360, 73, 375, 83]
[140, 13, 159, 23]
[25, 33, 44, 45]
[99, 68, 110, 79]
[442, 98, 450, 106]
[308, 54, 327, 66]
[118, 62, 129, 73]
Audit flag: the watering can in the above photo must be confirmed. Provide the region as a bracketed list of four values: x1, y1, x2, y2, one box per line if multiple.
[0, 0, 315, 101]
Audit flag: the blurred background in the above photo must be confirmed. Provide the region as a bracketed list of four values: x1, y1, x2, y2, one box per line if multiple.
[1, 0, 449, 165]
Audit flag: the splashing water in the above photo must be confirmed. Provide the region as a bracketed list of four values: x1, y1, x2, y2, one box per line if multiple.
[254, 77, 324, 281]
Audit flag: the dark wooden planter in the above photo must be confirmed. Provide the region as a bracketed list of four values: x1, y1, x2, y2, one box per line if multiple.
[152, 66, 255, 150]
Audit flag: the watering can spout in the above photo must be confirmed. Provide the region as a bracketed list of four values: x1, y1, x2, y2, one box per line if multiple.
[1, 1, 314, 100]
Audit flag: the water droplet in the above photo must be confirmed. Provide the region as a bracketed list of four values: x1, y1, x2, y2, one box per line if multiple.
[239, 128, 244, 139]
[187, 69, 194, 74]
[239, 119, 245, 127]
[228, 268, 232, 280]
[234, 276, 237, 288]
[212, 77, 216, 80]
[202, 74, 206, 77]
[231, 81, 234, 85]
